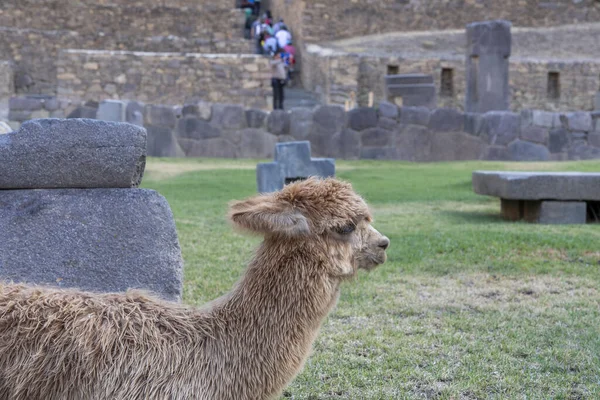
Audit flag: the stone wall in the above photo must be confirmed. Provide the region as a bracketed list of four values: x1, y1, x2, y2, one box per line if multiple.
[57, 50, 271, 109]
[303, 46, 600, 112]
[0, 62, 14, 119]
[270, 0, 600, 44]
[9, 97, 599, 162]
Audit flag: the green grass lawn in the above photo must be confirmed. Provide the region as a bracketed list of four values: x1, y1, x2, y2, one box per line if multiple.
[142, 158, 600, 400]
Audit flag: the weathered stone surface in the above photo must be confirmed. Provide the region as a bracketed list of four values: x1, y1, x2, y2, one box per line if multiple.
[267, 110, 291, 136]
[568, 144, 600, 160]
[333, 128, 360, 160]
[97, 100, 126, 122]
[182, 100, 212, 120]
[430, 131, 486, 161]
[378, 101, 399, 120]
[520, 125, 549, 145]
[239, 129, 278, 158]
[472, 171, 600, 200]
[501, 199, 523, 221]
[0, 119, 146, 189]
[256, 141, 335, 193]
[589, 132, 600, 148]
[147, 126, 184, 157]
[507, 139, 550, 161]
[396, 124, 431, 162]
[464, 112, 483, 136]
[399, 106, 430, 126]
[481, 111, 520, 145]
[0, 189, 183, 301]
[278, 135, 296, 143]
[145, 105, 177, 128]
[0, 121, 12, 134]
[290, 108, 314, 140]
[360, 147, 397, 160]
[313, 105, 347, 132]
[521, 109, 559, 128]
[125, 101, 145, 127]
[180, 137, 238, 158]
[211, 103, 246, 130]
[176, 116, 221, 140]
[560, 112, 592, 132]
[67, 106, 97, 119]
[246, 109, 268, 129]
[348, 107, 378, 131]
[428, 108, 464, 132]
[361, 127, 394, 147]
[549, 127, 570, 153]
[524, 201, 587, 225]
[378, 117, 398, 131]
[9, 97, 42, 111]
[484, 145, 509, 161]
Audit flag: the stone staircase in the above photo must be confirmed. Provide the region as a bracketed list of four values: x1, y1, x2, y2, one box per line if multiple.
[284, 87, 322, 109]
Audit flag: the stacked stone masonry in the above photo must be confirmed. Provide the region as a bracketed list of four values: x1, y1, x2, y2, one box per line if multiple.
[10, 97, 600, 162]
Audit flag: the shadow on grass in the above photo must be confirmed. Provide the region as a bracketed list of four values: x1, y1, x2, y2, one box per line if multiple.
[440, 210, 505, 224]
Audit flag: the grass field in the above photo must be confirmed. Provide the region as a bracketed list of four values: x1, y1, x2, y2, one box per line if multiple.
[142, 158, 600, 400]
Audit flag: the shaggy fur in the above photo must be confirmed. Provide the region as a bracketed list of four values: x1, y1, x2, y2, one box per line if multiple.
[0, 177, 389, 400]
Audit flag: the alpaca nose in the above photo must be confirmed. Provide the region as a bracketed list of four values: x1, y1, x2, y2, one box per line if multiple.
[378, 236, 390, 250]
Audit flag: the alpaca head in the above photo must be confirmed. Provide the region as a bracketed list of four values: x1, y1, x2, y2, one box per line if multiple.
[229, 177, 389, 275]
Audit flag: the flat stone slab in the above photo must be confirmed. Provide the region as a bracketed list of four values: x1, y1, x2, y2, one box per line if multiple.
[0, 189, 183, 301]
[473, 171, 600, 201]
[0, 119, 146, 189]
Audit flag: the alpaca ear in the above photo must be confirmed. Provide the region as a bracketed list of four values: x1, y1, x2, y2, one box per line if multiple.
[228, 195, 310, 236]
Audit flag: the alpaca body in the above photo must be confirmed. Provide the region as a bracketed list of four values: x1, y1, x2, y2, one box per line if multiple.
[0, 178, 389, 399]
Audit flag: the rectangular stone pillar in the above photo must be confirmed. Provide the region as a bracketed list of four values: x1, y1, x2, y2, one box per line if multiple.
[524, 201, 587, 224]
[465, 20, 511, 113]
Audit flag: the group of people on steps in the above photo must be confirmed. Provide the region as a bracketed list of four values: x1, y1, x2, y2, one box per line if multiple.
[240, 3, 296, 110]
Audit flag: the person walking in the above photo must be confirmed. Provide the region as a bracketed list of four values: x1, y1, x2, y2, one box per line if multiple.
[275, 25, 292, 50]
[270, 49, 288, 110]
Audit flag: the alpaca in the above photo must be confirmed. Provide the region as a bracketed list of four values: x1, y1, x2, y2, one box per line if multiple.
[0, 177, 390, 400]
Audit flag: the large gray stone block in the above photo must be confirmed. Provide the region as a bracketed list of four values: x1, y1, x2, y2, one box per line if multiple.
[313, 105, 347, 132]
[348, 107, 378, 131]
[549, 127, 569, 153]
[481, 111, 520, 145]
[145, 105, 177, 128]
[256, 141, 335, 193]
[525, 201, 587, 225]
[176, 117, 221, 140]
[520, 125, 549, 145]
[399, 106, 430, 126]
[267, 110, 291, 136]
[506, 139, 550, 161]
[290, 108, 314, 140]
[396, 124, 431, 162]
[560, 112, 593, 132]
[520, 109, 559, 128]
[97, 100, 126, 122]
[428, 108, 464, 132]
[239, 129, 278, 158]
[0, 119, 146, 189]
[430, 131, 486, 161]
[246, 109, 268, 129]
[0, 189, 183, 301]
[147, 125, 184, 157]
[333, 128, 360, 160]
[472, 171, 600, 201]
[125, 101, 145, 127]
[378, 101, 399, 120]
[361, 127, 394, 147]
[211, 103, 246, 130]
[179, 137, 238, 158]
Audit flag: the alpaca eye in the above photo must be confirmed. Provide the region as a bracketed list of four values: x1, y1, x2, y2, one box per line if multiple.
[336, 223, 356, 235]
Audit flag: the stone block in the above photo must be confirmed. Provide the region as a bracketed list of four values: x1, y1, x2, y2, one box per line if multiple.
[520, 109, 559, 128]
[549, 127, 569, 153]
[145, 105, 177, 128]
[568, 144, 600, 161]
[181, 100, 212, 120]
[430, 131, 486, 161]
[596, 92, 600, 111]
[290, 108, 314, 140]
[386, 84, 436, 108]
[9, 97, 42, 111]
[589, 132, 600, 148]
[147, 125, 184, 158]
[256, 141, 335, 193]
[66, 106, 100, 119]
[176, 116, 221, 140]
[313, 105, 347, 132]
[125, 101, 145, 127]
[361, 127, 394, 147]
[97, 100, 126, 122]
[466, 20, 512, 56]
[179, 137, 238, 158]
[524, 201, 587, 225]
[484, 145, 509, 161]
[472, 171, 600, 201]
[239, 129, 279, 158]
[592, 111, 600, 132]
[385, 74, 434, 85]
[8, 110, 31, 122]
[428, 108, 464, 132]
[396, 124, 431, 162]
[501, 199, 523, 221]
[246, 109, 268, 129]
[0, 119, 146, 189]
[348, 107, 378, 131]
[378, 117, 398, 131]
[333, 128, 360, 160]
[481, 111, 520, 145]
[378, 101, 399, 120]
[267, 110, 290, 136]
[464, 113, 483, 136]
[507, 139, 550, 161]
[0, 189, 183, 301]
[211, 103, 246, 130]
[520, 125, 549, 145]
[560, 112, 592, 132]
[360, 147, 398, 160]
[399, 106, 430, 126]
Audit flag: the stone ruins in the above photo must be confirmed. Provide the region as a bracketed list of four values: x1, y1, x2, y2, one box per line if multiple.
[0, 119, 183, 301]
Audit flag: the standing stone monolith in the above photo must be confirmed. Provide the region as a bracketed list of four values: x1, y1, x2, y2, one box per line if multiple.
[465, 20, 512, 113]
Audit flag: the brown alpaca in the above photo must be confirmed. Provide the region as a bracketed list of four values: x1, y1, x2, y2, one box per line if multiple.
[0, 178, 389, 400]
